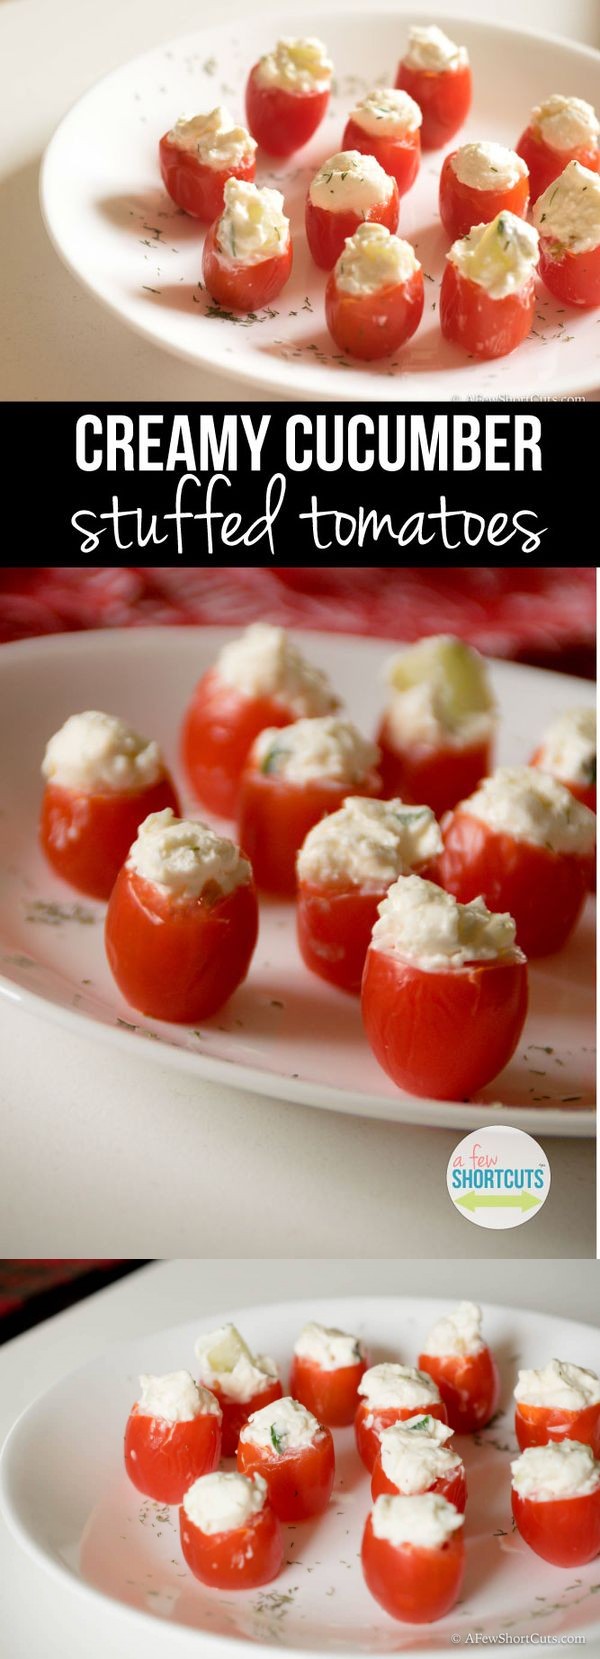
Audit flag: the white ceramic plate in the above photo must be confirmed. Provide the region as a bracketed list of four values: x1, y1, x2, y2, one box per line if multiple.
[0, 626, 594, 1135]
[2, 1293, 600, 1654]
[40, 11, 600, 400]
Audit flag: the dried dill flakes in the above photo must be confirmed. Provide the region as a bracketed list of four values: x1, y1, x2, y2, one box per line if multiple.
[24, 899, 96, 926]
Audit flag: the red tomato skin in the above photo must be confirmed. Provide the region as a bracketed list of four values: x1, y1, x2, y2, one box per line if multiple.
[395, 61, 472, 151]
[159, 133, 256, 222]
[355, 1400, 448, 1473]
[361, 947, 528, 1099]
[325, 267, 424, 360]
[538, 239, 600, 309]
[237, 1429, 335, 1521]
[296, 880, 387, 993]
[362, 1515, 465, 1622]
[289, 1352, 368, 1426]
[238, 766, 381, 896]
[376, 720, 492, 816]
[440, 260, 536, 359]
[179, 1499, 284, 1588]
[439, 151, 529, 241]
[105, 866, 258, 1022]
[437, 808, 590, 957]
[515, 1401, 600, 1459]
[207, 1379, 284, 1458]
[124, 1403, 222, 1504]
[202, 220, 293, 311]
[530, 748, 596, 816]
[245, 66, 330, 157]
[181, 668, 297, 817]
[305, 184, 400, 271]
[515, 123, 600, 204]
[342, 117, 420, 196]
[418, 1347, 501, 1434]
[39, 774, 180, 901]
[512, 1486, 600, 1568]
[371, 1454, 467, 1513]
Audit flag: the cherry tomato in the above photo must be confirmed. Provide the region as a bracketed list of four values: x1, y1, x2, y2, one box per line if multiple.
[181, 667, 297, 817]
[530, 747, 596, 816]
[207, 1379, 284, 1458]
[341, 116, 420, 196]
[371, 1453, 467, 1513]
[305, 182, 399, 271]
[437, 808, 591, 957]
[362, 1512, 465, 1622]
[516, 123, 600, 204]
[515, 1400, 600, 1459]
[325, 264, 424, 360]
[296, 881, 387, 993]
[159, 133, 256, 222]
[395, 60, 472, 151]
[179, 1492, 284, 1588]
[418, 1347, 501, 1434]
[355, 1398, 448, 1473]
[238, 766, 381, 897]
[440, 259, 536, 359]
[245, 66, 329, 157]
[202, 219, 293, 312]
[538, 238, 600, 309]
[439, 150, 529, 241]
[237, 1427, 335, 1521]
[124, 1402, 221, 1504]
[105, 864, 258, 1022]
[512, 1485, 600, 1567]
[290, 1351, 368, 1426]
[39, 774, 180, 902]
[376, 721, 492, 816]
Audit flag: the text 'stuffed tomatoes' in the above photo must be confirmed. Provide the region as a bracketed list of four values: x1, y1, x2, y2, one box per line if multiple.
[179, 1471, 284, 1589]
[296, 797, 442, 994]
[418, 1303, 501, 1434]
[238, 716, 381, 897]
[531, 708, 596, 817]
[245, 37, 332, 158]
[325, 224, 424, 360]
[195, 1322, 283, 1458]
[124, 1372, 222, 1504]
[395, 24, 471, 151]
[289, 1321, 368, 1427]
[105, 809, 258, 1023]
[371, 1416, 467, 1513]
[181, 624, 339, 818]
[361, 875, 527, 1100]
[202, 179, 292, 312]
[377, 635, 495, 816]
[511, 1442, 600, 1568]
[533, 161, 600, 308]
[516, 94, 599, 204]
[342, 89, 422, 197]
[441, 212, 539, 360]
[39, 709, 180, 901]
[237, 1396, 335, 1522]
[159, 107, 256, 221]
[437, 767, 595, 958]
[439, 143, 529, 242]
[362, 1493, 465, 1622]
[306, 151, 399, 271]
[355, 1365, 448, 1474]
[514, 1360, 600, 1459]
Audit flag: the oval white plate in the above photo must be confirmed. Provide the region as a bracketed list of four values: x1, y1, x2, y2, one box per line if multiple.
[0, 625, 594, 1135]
[40, 11, 600, 400]
[2, 1293, 600, 1654]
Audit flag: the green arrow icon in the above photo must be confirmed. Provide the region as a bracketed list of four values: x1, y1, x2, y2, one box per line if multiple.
[456, 1190, 542, 1213]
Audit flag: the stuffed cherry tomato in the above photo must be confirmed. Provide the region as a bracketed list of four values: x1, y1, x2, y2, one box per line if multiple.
[362, 875, 527, 1100]
[516, 94, 599, 205]
[511, 1441, 600, 1567]
[533, 160, 600, 307]
[371, 1416, 466, 1512]
[39, 710, 180, 901]
[179, 1471, 283, 1588]
[419, 1302, 500, 1434]
[159, 107, 256, 222]
[245, 37, 332, 157]
[195, 1322, 283, 1458]
[362, 1493, 465, 1623]
[325, 223, 424, 360]
[342, 88, 421, 196]
[306, 150, 399, 271]
[355, 1364, 448, 1474]
[439, 142, 529, 241]
[105, 809, 258, 1022]
[296, 796, 441, 994]
[202, 179, 292, 312]
[441, 212, 539, 359]
[237, 1397, 335, 1522]
[376, 635, 495, 816]
[289, 1321, 368, 1426]
[437, 767, 595, 958]
[396, 24, 471, 151]
[531, 708, 596, 816]
[124, 1372, 222, 1504]
[514, 1360, 600, 1458]
[238, 716, 381, 897]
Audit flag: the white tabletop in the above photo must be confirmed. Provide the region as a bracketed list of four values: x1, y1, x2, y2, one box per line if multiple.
[3, 1256, 600, 1659]
[2, 0, 599, 400]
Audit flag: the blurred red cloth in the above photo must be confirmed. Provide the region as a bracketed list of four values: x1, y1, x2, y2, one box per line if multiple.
[0, 1260, 118, 1318]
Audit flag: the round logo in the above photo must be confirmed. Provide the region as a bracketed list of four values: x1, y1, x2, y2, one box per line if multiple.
[447, 1125, 551, 1230]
